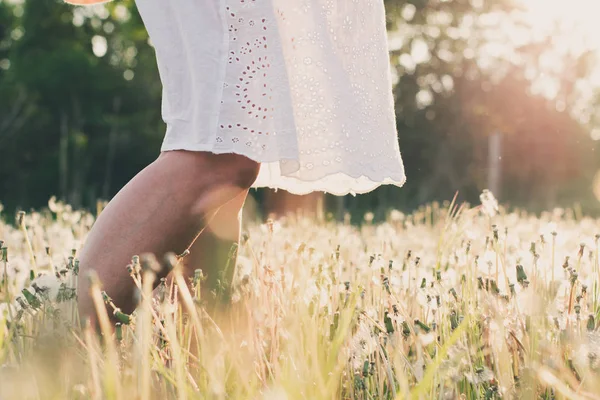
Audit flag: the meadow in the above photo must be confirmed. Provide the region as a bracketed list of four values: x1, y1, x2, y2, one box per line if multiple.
[1, 192, 600, 399]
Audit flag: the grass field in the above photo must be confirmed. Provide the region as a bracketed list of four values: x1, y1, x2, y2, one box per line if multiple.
[1, 193, 600, 399]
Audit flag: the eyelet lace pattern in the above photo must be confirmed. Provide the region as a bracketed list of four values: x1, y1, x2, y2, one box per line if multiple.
[137, 0, 406, 195]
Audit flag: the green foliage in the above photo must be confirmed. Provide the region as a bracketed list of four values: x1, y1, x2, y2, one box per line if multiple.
[0, 0, 163, 212]
[368, 0, 599, 215]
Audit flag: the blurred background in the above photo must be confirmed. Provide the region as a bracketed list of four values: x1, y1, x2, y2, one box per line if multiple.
[1, 0, 600, 220]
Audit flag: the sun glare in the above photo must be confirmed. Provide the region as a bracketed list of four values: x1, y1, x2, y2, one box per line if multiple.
[520, 0, 600, 53]
[510, 0, 600, 127]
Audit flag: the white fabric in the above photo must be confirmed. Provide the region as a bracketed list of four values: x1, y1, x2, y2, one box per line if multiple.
[136, 0, 406, 195]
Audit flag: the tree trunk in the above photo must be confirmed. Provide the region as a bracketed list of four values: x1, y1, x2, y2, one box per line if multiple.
[103, 96, 121, 199]
[69, 95, 85, 208]
[488, 132, 502, 198]
[59, 111, 69, 201]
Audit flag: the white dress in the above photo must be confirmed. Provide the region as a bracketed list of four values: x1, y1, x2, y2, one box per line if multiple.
[135, 0, 406, 195]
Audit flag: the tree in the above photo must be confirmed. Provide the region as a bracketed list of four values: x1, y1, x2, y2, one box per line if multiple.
[0, 0, 599, 217]
[339, 0, 599, 216]
[0, 0, 163, 211]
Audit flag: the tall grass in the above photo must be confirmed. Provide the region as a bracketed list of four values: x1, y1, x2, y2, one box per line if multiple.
[1, 194, 600, 399]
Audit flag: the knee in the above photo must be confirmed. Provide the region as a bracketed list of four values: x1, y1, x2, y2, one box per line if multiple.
[160, 150, 260, 190]
[222, 154, 260, 190]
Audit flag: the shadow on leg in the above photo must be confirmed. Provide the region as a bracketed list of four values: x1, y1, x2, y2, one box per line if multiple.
[181, 189, 249, 308]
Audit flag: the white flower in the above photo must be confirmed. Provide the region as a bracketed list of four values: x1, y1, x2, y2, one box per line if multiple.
[389, 209, 404, 222]
[540, 222, 558, 237]
[48, 196, 61, 213]
[349, 322, 378, 357]
[419, 332, 436, 346]
[479, 189, 499, 218]
[29, 273, 62, 302]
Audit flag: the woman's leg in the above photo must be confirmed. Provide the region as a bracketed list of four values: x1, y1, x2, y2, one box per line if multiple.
[77, 150, 260, 319]
[181, 188, 249, 305]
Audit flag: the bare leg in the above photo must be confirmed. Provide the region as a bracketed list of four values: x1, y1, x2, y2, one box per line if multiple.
[77, 150, 260, 319]
[182, 189, 249, 306]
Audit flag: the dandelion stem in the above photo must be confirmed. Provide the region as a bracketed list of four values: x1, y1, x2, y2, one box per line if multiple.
[18, 212, 38, 278]
[139, 267, 156, 400]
